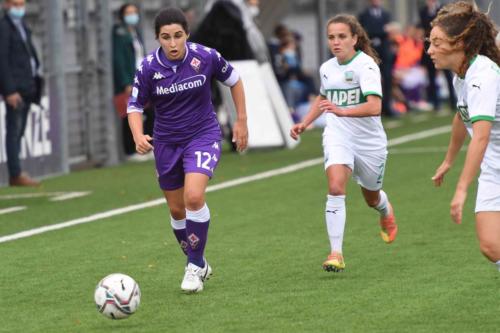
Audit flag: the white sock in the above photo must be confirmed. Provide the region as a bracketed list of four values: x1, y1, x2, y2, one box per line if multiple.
[186, 204, 210, 222]
[375, 190, 390, 217]
[170, 216, 186, 230]
[325, 194, 346, 253]
[495, 260, 500, 272]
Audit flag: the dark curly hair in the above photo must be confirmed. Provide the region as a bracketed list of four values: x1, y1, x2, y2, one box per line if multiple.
[327, 14, 380, 65]
[431, 1, 500, 74]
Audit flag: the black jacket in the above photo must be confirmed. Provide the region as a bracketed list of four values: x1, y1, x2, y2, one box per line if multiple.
[0, 13, 40, 98]
[358, 7, 392, 60]
[191, 0, 254, 61]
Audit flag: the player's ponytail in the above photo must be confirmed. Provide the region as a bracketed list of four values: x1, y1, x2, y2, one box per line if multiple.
[327, 14, 380, 65]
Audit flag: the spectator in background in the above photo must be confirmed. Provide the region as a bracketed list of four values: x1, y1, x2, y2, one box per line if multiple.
[393, 25, 432, 112]
[275, 33, 316, 113]
[180, 3, 199, 32]
[0, 0, 41, 186]
[112, 3, 153, 162]
[268, 23, 290, 79]
[358, 0, 394, 117]
[202, 0, 268, 63]
[419, 0, 456, 111]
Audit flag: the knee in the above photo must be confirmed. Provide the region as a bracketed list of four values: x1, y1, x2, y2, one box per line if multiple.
[168, 205, 185, 220]
[365, 197, 379, 208]
[328, 183, 346, 196]
[184, 190, 205, 210]
[479, 239, 500, 262]
[169, 207, 186, 220]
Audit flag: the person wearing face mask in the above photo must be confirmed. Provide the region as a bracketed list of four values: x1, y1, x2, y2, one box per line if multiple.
[112, 3, 154, 162]
[0, 0, 41, 186]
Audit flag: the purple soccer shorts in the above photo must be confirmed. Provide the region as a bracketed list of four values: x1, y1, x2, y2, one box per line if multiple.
[154, 136, 222, 191]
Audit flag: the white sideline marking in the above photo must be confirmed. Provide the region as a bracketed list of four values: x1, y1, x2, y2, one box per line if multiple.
[0, 191, 91, 201]
[384, 120, 402, 129]
[0, 206, 27, 215]
[0, 125, 452, 244]
[389, 146, 467, 154]
[50, 191, 91, 201]
[387, 125, 450, 146]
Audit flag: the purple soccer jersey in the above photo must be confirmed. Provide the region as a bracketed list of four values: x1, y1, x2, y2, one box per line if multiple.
[127, 43, 239, 190]
[127, 42, 239, 144]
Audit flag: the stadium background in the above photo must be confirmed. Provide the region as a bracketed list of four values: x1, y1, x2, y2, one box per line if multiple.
[0, 0, 498, 185]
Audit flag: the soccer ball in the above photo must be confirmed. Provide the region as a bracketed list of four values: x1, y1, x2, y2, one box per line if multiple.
[94, 273, 141, 319]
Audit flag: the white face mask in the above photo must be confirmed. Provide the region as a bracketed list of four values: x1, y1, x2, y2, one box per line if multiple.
[248, 5, 260, 17]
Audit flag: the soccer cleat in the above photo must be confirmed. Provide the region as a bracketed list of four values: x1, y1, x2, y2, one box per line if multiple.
[380, 203, 398, 243]
[181, 263, 204, 293]
[200, 259, 212, 282]
[322, 252, 345, 272]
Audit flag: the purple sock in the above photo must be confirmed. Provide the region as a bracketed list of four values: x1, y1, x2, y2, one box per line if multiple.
[170, 217, 188, 255]
[186, 204, 210, 268]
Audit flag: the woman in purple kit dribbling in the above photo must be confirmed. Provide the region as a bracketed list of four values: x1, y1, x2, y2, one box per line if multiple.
[127, 7, 248, 293]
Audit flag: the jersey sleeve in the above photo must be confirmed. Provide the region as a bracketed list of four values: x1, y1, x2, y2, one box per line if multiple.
[359, 62, 383, 99]
[127, 58, 151, 114]
[211, 49, 240, 87]
[466, 68, 499, 123]
[319, 66, 327, 97]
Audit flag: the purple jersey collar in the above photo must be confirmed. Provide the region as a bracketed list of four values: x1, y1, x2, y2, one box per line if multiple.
[155, 44, 190, 69]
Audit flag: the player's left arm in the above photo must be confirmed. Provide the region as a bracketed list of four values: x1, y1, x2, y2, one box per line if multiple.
[450, 70, 497, 224]
[450, 120, 492, 224]
[230, 79, 248, 152]
[211, 49, 248, 152]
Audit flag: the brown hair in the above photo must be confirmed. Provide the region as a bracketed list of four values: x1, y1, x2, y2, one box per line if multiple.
[327, 14, 380, 64]
[431, 1, 500, 73]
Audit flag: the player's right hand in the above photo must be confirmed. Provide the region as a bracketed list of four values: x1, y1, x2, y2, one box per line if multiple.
[290, 123, 306, 141]
[135, 134, 153, 155]
[431, 161, 451, 187]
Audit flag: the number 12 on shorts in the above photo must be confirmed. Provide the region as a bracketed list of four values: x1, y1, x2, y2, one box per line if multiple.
[195, 151, 212, 170]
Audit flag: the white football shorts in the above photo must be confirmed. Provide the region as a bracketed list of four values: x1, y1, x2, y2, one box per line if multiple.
[323, 138, 387, 191]
[475, 165, 500, 212]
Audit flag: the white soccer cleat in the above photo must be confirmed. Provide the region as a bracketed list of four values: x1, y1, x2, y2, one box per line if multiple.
[181, 263, 204, 293]
[201, 259, 212, 282]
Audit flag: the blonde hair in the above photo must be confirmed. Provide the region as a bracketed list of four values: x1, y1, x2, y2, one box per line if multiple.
[327, 14, 380, 64]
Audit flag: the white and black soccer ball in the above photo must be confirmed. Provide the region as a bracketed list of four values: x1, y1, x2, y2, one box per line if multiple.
[94, 273, 141, 320]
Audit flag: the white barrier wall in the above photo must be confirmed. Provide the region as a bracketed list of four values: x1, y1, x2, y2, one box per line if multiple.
[219, 60, 298, 150]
